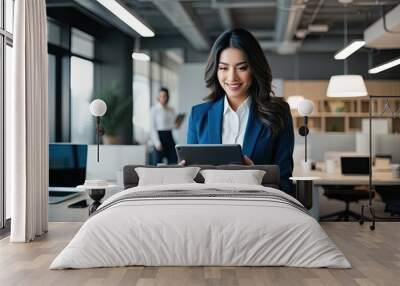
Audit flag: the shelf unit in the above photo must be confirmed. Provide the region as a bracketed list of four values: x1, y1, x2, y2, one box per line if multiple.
[283, 80, 400, 133]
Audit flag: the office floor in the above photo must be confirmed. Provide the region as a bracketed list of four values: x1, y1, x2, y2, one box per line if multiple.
[1, 222, 399, 286]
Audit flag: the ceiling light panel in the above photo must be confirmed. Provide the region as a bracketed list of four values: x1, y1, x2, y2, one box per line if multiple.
[368, 57, 400, 74]
[334, 40, 365, 60]
[97, 0, 155, 37]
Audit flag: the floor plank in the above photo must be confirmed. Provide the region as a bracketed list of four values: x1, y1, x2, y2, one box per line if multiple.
[1, 222, 399, 286]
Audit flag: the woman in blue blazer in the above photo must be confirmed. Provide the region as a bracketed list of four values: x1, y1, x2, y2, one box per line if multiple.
[187, 28, 294, 194]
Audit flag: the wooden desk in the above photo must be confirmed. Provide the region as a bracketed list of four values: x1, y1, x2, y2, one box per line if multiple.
[293, 166, 400, 220]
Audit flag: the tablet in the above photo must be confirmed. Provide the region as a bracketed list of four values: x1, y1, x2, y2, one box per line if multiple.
[175, 144, 243, 165]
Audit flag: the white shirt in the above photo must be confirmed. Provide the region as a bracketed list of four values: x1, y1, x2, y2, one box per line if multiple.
[150, 103, 176, 146]
[222, 96, 251, 147]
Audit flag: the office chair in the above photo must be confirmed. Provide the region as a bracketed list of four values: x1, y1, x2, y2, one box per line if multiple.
[320, 185, 374, 221]
[375, 185, 400, 217]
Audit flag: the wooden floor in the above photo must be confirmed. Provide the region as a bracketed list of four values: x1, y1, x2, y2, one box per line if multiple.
[0, 222, 399, 286]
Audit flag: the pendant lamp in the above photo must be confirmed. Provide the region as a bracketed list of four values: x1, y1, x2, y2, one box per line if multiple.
[327, 3, 367, 98]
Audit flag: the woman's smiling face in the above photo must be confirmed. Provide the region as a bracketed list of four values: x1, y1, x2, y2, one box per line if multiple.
[217, 47, 252, 102]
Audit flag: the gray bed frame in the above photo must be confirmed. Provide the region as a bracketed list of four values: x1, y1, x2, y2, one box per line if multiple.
[123, 165, 280, 190]
[123, 165, 314, 210]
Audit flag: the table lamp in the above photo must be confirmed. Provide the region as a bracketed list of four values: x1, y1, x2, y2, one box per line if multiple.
[89, 99, 107, 162]
[297, 99, 314, 162]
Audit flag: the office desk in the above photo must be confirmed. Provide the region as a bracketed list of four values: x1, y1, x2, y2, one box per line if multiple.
[293, 166, 400, 220]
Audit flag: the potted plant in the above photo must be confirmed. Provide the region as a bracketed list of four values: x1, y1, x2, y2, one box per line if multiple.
[94, 85, 132, 144]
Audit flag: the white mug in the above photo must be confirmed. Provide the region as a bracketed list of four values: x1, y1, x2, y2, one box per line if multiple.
[391, 164, 400, 178]
[325, 159, 336, 174]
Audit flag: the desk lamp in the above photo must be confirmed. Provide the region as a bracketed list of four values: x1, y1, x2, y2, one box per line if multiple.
[297, 99, 314, 162]
[89, 99, 107, 162]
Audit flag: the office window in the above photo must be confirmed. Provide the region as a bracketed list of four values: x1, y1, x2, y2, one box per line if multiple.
[48, 24, 95, 143]
[5, 44, 12, 220]
[47, 19, 69, 49]
[71, 28, 94, 59]
[70, 27, 95, 143]
[70, 56, 94, 143]
[48, 54, 56, 142]
[47, 19, 71, 142]
[133, 60, 151, 144]
[2, 0, 14, 229]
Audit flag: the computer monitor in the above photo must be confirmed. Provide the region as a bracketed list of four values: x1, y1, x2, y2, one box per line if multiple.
[340, 156, 370, 175]
[49, 143, 87, 187]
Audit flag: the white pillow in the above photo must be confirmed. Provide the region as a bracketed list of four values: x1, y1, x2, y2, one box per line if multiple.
[135, 167, 200, 186]
[200, 169, 266, 185]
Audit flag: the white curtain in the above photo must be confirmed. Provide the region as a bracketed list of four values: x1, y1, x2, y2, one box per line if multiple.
[10, 0, 48, 242]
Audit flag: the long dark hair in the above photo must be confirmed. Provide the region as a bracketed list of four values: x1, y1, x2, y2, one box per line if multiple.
[204, 28, 288, 136]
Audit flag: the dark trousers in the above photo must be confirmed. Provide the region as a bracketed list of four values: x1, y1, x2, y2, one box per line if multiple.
[152, 130, 177, 165]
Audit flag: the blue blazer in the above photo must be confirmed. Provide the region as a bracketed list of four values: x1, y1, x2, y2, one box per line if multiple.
[187, 96, 294, 193]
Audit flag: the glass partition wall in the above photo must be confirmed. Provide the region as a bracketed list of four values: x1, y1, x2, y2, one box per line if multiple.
[70, 28, 95, 144]
[47, 21, 95, 144]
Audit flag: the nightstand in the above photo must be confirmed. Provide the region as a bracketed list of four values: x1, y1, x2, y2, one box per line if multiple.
[289, 176, 320, 210]
[77, 183, 116, 215]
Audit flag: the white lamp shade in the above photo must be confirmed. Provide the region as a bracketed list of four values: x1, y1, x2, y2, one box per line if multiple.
[327, 75, 368, 97]
[287, 95, 304, 110]
[297, 99, 314, 116]
[89, 99, 107, 117]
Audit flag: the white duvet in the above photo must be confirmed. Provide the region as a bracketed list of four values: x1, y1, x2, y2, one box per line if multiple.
[50, 183, 351, 269]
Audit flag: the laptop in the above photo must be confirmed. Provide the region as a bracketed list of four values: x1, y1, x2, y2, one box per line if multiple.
[340, 156, 370, 175]
[49, 143, 87, 204]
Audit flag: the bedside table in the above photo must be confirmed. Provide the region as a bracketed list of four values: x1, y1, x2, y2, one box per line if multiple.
[77, 183, 116, 215]
[289, 176, 320, 211]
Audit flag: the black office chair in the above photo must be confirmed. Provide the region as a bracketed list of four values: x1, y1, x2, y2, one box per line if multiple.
[320, 185, 374, 221]
[375, 185, 400, 216]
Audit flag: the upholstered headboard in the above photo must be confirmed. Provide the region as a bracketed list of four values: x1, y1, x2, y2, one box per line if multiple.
[123, 165, 280, 189]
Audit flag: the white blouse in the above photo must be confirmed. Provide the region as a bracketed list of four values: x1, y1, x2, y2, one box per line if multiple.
[222, 96, 251, 147]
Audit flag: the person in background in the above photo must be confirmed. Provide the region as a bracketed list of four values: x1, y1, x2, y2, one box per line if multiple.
[150, 88, 181, 165]
[186, 28, 294, 194]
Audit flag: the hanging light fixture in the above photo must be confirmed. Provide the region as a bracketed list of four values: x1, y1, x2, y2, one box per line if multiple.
[288, 54, 306, 108]
[97, 0, 155, 37]
[327, 75, 368, 97]
[368, 56, 400, 74]
[327, 3, 367, 98]
[334, 40, 365, 60]
[132, 37, 151, 62]
[334, 0, 364, 60]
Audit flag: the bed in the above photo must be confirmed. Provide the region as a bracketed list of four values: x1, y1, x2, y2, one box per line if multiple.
[50, 165, 350, 269]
